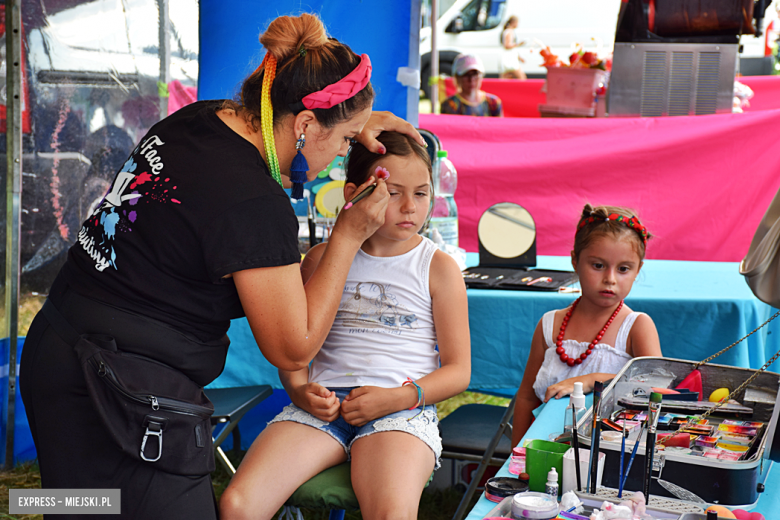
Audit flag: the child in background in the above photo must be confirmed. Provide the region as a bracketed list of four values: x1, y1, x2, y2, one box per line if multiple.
[511, 204, 662, 446]
[440, 54, 504, 117]
[220, 132, 471, 520]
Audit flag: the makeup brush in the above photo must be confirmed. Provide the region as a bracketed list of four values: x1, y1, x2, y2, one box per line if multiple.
[643, 392, 663, 503]
[618, 420, 626, 498]
[571, 404, 582, 492]
[586, 380, 603, 494]
[620, 423, 644, 492]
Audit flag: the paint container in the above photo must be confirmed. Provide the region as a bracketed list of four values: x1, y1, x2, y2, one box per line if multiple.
[510, 491, 559, 520]
[508, 446, 527, 475]
[484, 476, 529, 503]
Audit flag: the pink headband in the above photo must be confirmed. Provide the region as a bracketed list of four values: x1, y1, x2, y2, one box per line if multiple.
[289, 54, 372, 113]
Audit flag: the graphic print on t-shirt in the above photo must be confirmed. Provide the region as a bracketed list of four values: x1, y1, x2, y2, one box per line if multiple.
[76, 134, 180, 272]
[336, 281, 418, 333]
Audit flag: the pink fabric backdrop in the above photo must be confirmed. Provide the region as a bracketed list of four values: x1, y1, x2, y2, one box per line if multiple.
[419, 109, 780, 261]
[444, 76, 780, 118]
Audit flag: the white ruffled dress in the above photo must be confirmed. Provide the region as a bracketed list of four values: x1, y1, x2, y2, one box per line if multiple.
[532, 309, 644, 402]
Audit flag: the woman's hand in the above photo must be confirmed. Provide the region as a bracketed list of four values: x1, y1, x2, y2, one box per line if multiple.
[340, 386, 409, 427]
[355, 111, 425, 154]
[290, 382, 341, 422]
[332, 175, 389, 245]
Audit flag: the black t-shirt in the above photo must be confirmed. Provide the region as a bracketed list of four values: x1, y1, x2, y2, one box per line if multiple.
[63, 100, 300, 340]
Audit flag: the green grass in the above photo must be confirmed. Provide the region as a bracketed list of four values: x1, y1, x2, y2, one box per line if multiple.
[1, 392, 509, 519]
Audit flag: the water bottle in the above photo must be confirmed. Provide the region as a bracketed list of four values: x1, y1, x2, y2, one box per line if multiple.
[563, 382, 587, 436]
[428, 150, 459, 247]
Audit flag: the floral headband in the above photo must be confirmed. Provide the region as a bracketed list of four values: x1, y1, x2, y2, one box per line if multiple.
[577, 212, 648, 245]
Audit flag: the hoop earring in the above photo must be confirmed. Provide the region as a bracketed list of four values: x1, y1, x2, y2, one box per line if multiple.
[290, 133, 309, 200]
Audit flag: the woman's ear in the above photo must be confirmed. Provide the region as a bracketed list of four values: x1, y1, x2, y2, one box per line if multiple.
[293, 110, 317, 137]
[570, 250, 578, 272]
[343, 183, 359, 201]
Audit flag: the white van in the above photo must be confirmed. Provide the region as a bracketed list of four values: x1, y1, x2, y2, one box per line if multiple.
[419, 0, 622, 95]
[419, 0, 779, 97]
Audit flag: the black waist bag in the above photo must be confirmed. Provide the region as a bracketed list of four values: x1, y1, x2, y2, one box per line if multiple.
[42, 299, 216, 476]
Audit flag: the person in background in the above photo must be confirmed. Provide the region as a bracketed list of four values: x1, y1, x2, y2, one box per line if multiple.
[500, 16, 527, 79]
[440, 54, 503, 117]
[511, 204, 662, 447]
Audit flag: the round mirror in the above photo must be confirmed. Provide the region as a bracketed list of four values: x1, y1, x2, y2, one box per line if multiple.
[477, 202, 536, 259]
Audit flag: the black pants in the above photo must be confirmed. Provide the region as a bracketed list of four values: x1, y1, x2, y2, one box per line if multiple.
[20, 286, 220, 520]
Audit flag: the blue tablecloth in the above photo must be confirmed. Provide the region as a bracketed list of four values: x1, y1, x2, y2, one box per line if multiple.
[210, 255, 780, 390]
[463, 398, 779, 519]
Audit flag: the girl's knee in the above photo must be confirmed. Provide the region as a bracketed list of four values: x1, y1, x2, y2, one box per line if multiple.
[218, 485, 253, 520]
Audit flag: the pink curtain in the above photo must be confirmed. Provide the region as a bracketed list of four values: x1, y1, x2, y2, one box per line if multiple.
[444, 76, 780, 119]
[420, 108, 780, 261]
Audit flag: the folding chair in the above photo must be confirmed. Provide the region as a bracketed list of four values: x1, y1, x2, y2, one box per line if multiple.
[439, 394, 516, 520]
[205, 384, 273, 474]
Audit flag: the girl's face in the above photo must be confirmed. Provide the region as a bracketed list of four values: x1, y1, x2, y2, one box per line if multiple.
[300, 107, 372, 181]
[346, 153, 431, 247]
[571, 234, 642, 308]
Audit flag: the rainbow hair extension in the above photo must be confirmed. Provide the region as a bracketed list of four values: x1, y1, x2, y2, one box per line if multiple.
[259, 53, 283, 187]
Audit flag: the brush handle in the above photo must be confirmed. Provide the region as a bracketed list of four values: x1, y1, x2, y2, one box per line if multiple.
[588, 381, 603, 494]
[618, 430, 626, 498]
[571, 406, 582, 492]
[620, 424, 644, 491]
[345, 183, 376, 208]
[643, 430, 656, 502]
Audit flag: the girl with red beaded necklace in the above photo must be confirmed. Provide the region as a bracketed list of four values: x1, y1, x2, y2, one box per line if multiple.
[511, 204, 662, 446]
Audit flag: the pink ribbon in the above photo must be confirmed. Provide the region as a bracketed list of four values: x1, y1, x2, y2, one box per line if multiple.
[301, 54, 372, 110]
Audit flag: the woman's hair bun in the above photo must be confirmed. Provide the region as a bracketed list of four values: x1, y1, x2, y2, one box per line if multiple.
[260, 13, 329, 61]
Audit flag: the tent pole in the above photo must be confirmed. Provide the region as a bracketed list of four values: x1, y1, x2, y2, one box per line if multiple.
[4, 0, 23, 470]
[407, 0, 422, 127]
[430, 0, 439, 114]
[158, 0, 171, 119]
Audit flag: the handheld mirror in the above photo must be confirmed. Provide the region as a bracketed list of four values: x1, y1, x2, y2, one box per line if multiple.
[477, 202, 537, 268]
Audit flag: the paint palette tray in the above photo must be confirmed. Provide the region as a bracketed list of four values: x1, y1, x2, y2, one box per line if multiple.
[577, 357, 780, 507]
[462, 267, 578, 291]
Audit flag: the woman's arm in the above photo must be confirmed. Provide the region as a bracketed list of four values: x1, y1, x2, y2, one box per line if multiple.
[233, 177, 388, 372]
[340, 250, 471, 426]
[503, 30, 515, 49]
[512, 320, 545, 447]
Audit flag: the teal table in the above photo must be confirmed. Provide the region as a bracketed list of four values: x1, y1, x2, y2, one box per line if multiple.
[463, 398, 779, 519]
[212, 255, 780, 390]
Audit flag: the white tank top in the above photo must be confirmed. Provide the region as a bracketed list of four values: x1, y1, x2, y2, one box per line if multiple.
[308, 237, 440, 388]
[532, 309, 642, 402]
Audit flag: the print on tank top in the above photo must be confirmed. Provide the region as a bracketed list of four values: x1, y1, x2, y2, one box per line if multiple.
[76, 134, 181, 272]
[337, 281, 418, 335]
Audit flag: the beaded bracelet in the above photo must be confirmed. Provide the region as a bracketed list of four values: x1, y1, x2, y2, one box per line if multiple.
[402, 377, 425, 421]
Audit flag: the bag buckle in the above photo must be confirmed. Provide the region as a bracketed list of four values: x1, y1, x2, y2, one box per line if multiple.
[140, 416, 167, 462]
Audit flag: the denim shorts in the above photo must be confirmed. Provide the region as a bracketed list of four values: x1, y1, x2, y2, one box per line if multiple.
[269, 388, 442, 469]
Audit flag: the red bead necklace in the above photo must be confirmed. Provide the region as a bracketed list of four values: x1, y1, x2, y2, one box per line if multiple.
[556, 297, 624, 367]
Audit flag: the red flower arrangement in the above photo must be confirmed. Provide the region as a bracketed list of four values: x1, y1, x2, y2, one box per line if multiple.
[540, 45, 612, 72]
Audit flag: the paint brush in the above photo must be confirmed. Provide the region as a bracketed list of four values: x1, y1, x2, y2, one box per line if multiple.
[586, 380, 603, 494]
[643, 392, 663, 503]
[620, 423, 644, 492]
[618, 420, 626, 498]
[307, 195, 317, 249]
[571, 404, 582, 492]
[342, 183, 376, 210]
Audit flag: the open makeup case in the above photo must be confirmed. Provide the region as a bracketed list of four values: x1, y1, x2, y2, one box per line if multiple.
[461, 203, 578, 291]
[577, 357, 780, 509]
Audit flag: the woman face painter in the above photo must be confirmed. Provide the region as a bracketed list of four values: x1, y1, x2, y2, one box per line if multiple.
[19, 12, 424, 520]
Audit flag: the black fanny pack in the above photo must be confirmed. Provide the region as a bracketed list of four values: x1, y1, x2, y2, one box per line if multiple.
[42, 299, 216, 476]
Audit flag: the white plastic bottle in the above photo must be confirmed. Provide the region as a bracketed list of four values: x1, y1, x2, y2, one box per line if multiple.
[545, 467, 559, 499]
[428, 150, 459, 247]
[563, 382, 587, 436]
